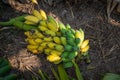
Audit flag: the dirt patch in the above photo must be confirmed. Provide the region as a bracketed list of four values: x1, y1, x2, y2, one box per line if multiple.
[0, 0, 120, 80]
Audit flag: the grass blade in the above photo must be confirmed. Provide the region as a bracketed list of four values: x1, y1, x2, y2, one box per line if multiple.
[57, 64, 69, 80]
[72, 60, 84, 80]
[38, 69, 47, 80]
[51, 67, 60, 80]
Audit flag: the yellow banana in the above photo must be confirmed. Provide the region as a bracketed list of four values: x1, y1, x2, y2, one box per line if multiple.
[38, 26, 49, 31]
[80, 40, 89, 49]
[81, 45, 89, 53]
[50, 50, 62, 56]
[53, 59, 62, 64]
[24, 31, 31, 37]
[47, 54, 61, 62]
[40, 42, 48, 48]
[31, 0, 38, 4]
[75, 29, 84, 46]
[34, 30, 45, 38]
[44, 30, 56, 36]
[27, 45, 38, 50]
[44, 48, 52, 55]
[31, 49, 39, 54]
[47, 42, 56, 49]
[26, 39, 37, 45]
[55, 44, 64, 52]
[24, 20, 37, 25]
[24, 15, 40, 24]
[39, 9, 47, 20]
[47, 22, 58, 32]
[39, 20, 47, 26]
[43, 37, 53, 42]
[33, 10, 42, 20]
[60, 37, 67, 45]
[56, 32, 62, 36]
[34, 38, 43, 44]
[53, 37, 61, 44]
[38, 46, 44, 53]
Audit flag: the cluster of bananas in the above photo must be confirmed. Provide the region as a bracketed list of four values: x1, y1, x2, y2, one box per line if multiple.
[24, 9, 89, 68]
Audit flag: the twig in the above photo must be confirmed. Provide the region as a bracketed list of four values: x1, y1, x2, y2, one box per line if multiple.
[66, 1, 74, 19]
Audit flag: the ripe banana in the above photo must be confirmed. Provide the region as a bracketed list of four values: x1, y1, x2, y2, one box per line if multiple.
[75, 29, 84, 46]
[47, 22, 58, 32]
[27, 45, 38, 50]
[38, 26, 49, 31]
[24, 15, 40, 24]
[39, 20, 47, 26]
[34, 38, 43, 44]
[34, 30, 45, 38]
[47, 54, 61, 62]
[33, 10, 42, 20]
[81, 45, 89, 53]
[31, 0, 38, 4]
[38, 46, 44, 53]
[80, 40, 89, 49]
[39, 9, 47, 20]
[26, 39, 37, 45]
[50, 50, 62, 56]
[43, 37, 53, 41]
[53, 37, 61, 44]
[31, 49, 39, 54]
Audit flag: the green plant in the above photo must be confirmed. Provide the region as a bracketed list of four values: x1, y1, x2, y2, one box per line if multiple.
[0, 57, 17, 80]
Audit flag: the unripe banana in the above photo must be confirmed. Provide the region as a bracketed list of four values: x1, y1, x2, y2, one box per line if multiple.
[33, 10, 42, 20]
[56, 31, 62, 36]
[55, 44, 64, 52]
[80, 40, 89, 49]
[44, 30, 56, 36]
[47, 42, 56, 49]
[53, 37, 61, 44]
[44, 48, 52, 55]
[39, 9, 47, 20]
[47, 54, 61, 62]
[60, 37, 67, 45]
[81, 45, 89, 53]
[24, 20, 37, 25]
[24, 15, 40, 24]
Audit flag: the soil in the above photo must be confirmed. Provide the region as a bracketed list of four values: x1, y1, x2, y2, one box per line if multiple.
[0, 0, 120, 80]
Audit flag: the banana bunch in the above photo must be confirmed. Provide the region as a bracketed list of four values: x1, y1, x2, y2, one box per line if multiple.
[24, 9, 47, 26]
[24, 9, 90, 68]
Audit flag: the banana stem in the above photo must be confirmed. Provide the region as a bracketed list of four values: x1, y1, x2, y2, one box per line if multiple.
[0, 19, 15, 26]
[0, 15, 27, 26]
